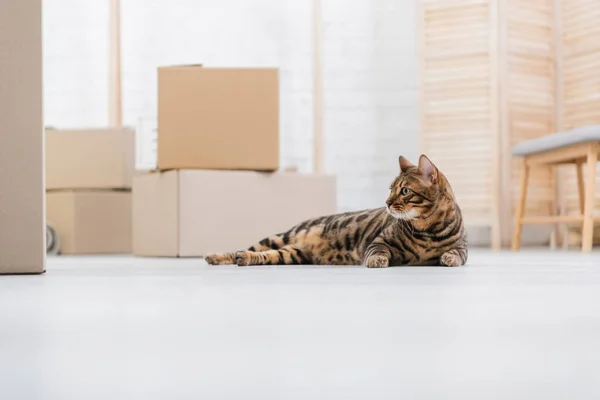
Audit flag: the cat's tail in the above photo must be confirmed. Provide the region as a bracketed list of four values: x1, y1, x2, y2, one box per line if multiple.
[247, 230, 295, 252]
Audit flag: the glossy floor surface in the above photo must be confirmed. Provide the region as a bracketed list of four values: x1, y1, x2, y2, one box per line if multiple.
[1, 249, 599, 399]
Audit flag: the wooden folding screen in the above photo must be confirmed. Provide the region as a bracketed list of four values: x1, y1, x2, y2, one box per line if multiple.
[419, 0, 556, 249]
[559, 0, 600, 245]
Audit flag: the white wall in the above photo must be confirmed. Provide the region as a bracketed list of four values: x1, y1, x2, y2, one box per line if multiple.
[43, 0, 419, 213]
[323, 0, 419, 211]
[43, 0, 109, 127]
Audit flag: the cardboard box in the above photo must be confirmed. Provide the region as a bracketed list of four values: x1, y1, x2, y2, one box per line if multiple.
[133, 170, 336, 257]
[0, 0, 45, 274]
[46, 191, 132, 254]
[157, 66, 279, 171]
[46, 127, 135, 190]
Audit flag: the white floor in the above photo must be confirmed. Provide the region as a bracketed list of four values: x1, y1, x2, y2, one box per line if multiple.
[1, 249, 600, 399]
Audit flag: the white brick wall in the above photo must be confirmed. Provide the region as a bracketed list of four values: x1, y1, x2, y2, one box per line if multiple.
[43, 0, 418, 213]
[43, 0, 109, 127]
[324, 0, 419, 211]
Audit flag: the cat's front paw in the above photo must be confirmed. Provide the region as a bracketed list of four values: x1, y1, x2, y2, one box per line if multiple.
[440, 252, 461, 267]
[364, 255, 389, 268]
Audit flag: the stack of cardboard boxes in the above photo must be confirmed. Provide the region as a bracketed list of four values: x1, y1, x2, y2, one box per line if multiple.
[133, 66, 337, 257]
[45, 128, 135, 254]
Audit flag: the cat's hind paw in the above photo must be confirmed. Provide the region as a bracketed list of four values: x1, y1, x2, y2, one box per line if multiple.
[204, 253, 235, 265]
[234, 251, 252, 267]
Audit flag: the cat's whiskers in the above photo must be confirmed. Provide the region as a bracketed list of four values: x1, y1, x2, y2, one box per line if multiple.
[388, 208, 418, 221]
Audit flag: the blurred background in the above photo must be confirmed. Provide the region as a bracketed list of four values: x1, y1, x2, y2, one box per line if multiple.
[38, 0, 600, 256]
[43, 0, 418, 213]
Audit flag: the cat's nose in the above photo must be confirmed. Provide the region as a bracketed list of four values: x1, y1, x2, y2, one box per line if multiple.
[386, 199, 393, 207]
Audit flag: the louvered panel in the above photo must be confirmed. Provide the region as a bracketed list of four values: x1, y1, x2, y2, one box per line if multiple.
[562, 1, 600, 42]
[422, 0, 488, 9]
[559, 0, 600, 245]
[563, 50, 600, 80]
[563, 30, 600, 57]
[508, 53, 553, 75]
[507, 23, 552, 56]
[423, 117, 489, 128]
[564, 83, 600, 102]
[425, 8, 488, 30]
[563, 14, 600, 43]
[426, 149, 492, 209]
[563, 53, 600, 110]
[509, 0, 552, 12]
[423, 3, 489, 57]
[423, 132, 491, 141]
[561, 2, 600, 57]
[424, 83, 489, 98]
[420, 0, 494, 229]
[420, 0, 560, 247]
[506, 0, 555, 219]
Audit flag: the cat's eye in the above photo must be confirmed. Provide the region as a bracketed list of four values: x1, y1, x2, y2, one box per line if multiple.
[401, 187, 410, 195]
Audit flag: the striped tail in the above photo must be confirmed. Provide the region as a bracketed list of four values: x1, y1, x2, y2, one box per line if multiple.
[247, 230, 293, 252]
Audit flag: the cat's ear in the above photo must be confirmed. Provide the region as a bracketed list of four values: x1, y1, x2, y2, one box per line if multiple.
[398, 156, 414, 173]
[418, 154, 438, 183]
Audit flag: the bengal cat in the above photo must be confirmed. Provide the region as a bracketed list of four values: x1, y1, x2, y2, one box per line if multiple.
[204, 154, 467, 268]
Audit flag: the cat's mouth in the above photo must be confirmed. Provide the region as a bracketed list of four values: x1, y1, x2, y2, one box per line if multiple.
[386, 207, 417, 221]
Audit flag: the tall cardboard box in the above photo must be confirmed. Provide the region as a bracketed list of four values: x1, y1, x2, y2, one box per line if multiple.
[133, 170, 337, 257]
[46, 191, 132, 254]
[0, 0, 45, 274]
[46, 127, 135, 190]
[158, 66, 279, 171]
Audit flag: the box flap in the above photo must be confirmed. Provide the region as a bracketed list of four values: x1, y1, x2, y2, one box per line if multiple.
[158, 64, 204, 69]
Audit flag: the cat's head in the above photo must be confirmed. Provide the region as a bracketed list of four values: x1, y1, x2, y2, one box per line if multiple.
[385, 154, 453, 221]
